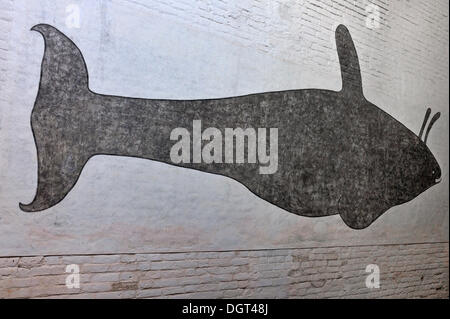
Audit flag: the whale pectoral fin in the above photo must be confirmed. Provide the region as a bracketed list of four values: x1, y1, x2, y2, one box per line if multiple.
[338, 193, 389, 229]
[19, 146, 88, 212]
[335, 24, 363, 95]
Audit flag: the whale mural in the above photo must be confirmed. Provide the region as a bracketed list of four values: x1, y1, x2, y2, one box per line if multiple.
[20, 23, 441, 229]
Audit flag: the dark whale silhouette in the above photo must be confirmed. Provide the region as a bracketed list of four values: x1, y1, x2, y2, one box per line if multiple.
[20, 23, 442, 229]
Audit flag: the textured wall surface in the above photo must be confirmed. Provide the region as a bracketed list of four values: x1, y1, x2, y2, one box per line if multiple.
[0, 0, 448, 298]
[0, 242, 448, 298]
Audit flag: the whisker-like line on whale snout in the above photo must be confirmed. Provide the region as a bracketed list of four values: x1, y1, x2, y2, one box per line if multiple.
[418, 107, 431, 140]
[424, 112, 441, 145]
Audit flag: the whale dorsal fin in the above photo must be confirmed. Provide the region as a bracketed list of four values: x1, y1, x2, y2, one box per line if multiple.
[31, 24, 88, 93]
[335, 25, 363, 96]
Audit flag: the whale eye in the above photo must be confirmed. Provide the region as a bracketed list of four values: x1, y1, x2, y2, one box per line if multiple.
[431, 168, 442, 183]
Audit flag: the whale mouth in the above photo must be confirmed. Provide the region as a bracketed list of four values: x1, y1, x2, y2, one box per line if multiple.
[435, 176, 442, 184]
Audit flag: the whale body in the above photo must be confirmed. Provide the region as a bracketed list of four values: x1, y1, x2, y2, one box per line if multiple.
[20, 24, 441, 229]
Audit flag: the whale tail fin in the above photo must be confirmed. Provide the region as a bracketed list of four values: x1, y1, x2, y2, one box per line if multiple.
[335, 25, 363, 96]
[20, 25, 90, 212]
[31, 24, 89, 93]
[19, 147, 89, 212]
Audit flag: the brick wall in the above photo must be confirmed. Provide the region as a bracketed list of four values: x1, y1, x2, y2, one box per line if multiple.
[1, 243, 448, 298]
